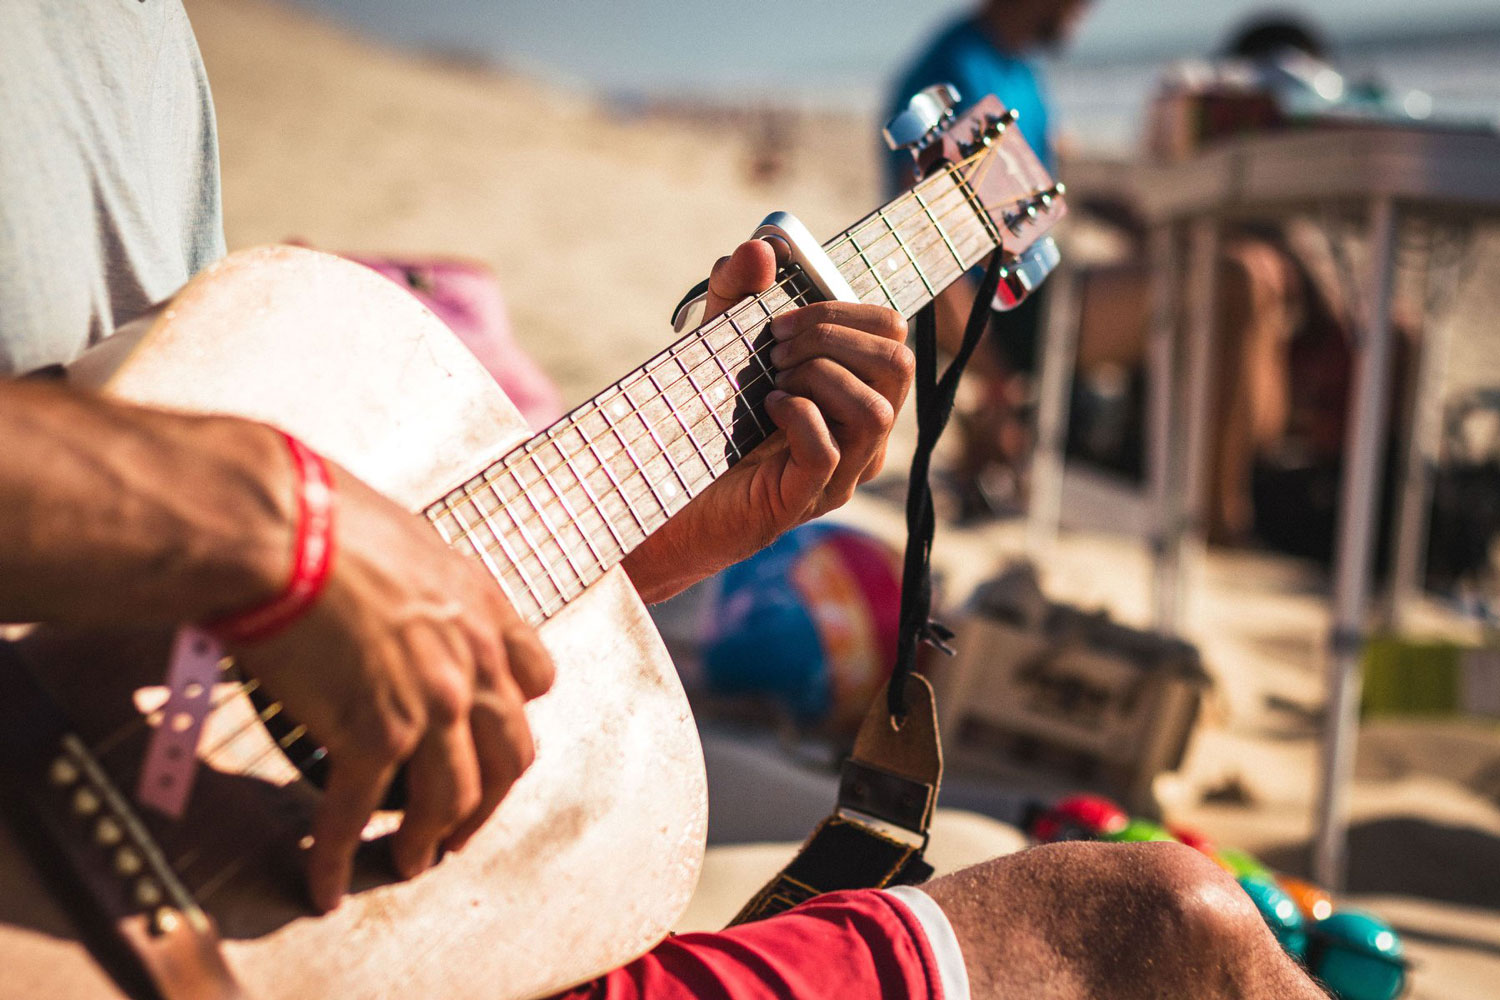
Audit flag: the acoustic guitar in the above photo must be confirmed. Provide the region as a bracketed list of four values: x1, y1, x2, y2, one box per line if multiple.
[0, 94, 1062, 999]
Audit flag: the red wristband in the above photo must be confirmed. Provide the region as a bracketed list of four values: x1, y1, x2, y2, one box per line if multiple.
[207, 431, 337, 644]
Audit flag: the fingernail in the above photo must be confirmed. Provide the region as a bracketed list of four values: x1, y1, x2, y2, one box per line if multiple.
[766, 389, 790, 405]
[770, 315, 796, 340]
[769, 342, 789, 367]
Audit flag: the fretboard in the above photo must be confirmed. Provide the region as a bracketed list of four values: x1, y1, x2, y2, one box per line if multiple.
[424, 161, 1003, 624]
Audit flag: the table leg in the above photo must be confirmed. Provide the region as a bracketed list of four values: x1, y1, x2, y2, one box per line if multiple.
[1386, 225, 1465, 627]
[1027, 263, 1081, 557]
[1148, 226, 1184, 633]
[1314, 196, 1399, 891]
[1177, 219, 1222, 593]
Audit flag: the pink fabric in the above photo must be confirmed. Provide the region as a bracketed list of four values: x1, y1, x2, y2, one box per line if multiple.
[345, 253, 564, 430]
[547, 890, 942, 1000]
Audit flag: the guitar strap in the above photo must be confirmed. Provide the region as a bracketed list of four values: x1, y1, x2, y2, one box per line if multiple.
[731, 253, 1008, 926]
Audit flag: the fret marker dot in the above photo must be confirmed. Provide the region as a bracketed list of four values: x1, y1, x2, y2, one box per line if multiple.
[886, 259, 899, 272]
[610, 399, 628, 418]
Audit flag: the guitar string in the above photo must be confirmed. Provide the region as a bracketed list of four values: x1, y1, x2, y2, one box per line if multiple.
[425, 198, 971, 603]
[463, 141, 1024, 559]
[447, 166, 1023, 613]
[168, 167, 1013, 890]
[86, 150, 1016, 789]
[91, 144, 1033, 898]
[443, 167, 1007, 584]
[447, 191, 1012, 619]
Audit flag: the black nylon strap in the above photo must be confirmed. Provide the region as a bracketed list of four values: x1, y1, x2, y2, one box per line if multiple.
[889, 253, 1007, 719]
[729, 816, 933, 926]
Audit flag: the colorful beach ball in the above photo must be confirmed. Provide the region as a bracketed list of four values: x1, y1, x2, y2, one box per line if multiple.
[700, 522, 902, 731]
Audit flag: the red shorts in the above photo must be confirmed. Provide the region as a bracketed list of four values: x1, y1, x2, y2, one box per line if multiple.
[547, 889, 945, 1000]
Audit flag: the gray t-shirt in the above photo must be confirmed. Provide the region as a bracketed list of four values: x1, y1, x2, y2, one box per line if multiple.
[0, 0, 224, 374]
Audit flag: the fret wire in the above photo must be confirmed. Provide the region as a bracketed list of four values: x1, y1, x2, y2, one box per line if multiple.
[494, 466, 571, 599]
[552, 428, 627, 556]
[672, 348, 741, 461]
[427, 500, 537, 612]
[847, 229, 898, 310]
[646, 365, 717, 482]
[459, 154, 1032, 580]
[526, 446, 602, 585]
[580, 416, 651, 539]
[627, 376, 694, 506]
[446, 494, 539, 614]
[600, 390, 673, 523]
[708, 319, 769, 439]
[465, 481, 548, 605]
[914, 184, 966, 275]
[879, 207, 935, 298]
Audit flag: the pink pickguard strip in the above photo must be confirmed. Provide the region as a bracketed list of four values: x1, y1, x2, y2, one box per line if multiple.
[137, 625, 223, 819]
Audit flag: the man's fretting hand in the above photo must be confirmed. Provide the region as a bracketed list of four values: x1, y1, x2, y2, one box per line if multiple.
[624, 239, 912, 602]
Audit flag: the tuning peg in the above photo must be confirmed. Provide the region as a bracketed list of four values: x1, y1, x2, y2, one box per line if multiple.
[883, 83, 961, 152]
[979, 108, 1021, 147]
[994, 237, 1062, 312]
[1036, 182, 1066, 208]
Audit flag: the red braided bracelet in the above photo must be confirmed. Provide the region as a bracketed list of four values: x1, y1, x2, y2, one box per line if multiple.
[207, 431, 337, 644]
[141, 432, 338, 819]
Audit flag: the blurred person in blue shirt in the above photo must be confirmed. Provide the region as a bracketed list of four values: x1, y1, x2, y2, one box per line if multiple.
[884, 1, 1094, 518]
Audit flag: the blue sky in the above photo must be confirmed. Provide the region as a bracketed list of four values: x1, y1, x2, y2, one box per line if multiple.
[284, 0, 1500, 104]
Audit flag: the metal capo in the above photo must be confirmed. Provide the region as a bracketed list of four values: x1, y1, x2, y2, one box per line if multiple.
[671, 212, 861, 332]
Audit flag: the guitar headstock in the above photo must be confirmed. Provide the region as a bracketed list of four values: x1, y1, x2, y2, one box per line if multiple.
[888, 87, 1066, 305]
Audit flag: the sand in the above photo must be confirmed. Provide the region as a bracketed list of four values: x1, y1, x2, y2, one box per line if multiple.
[186, 0, 1500, 996]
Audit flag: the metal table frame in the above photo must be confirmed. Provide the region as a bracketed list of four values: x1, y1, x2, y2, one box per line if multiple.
[1028, 126, 1500, 889]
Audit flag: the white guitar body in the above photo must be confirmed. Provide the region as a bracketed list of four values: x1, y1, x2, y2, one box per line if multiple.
[0, 92, 1064, 998]
[0, 246, 708, 999]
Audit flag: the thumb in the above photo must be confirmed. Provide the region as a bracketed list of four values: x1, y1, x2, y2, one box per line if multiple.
[704, 239, 778, 319]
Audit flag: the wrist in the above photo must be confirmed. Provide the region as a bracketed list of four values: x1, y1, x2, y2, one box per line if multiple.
[204, 430, 337, 644]
[182, 419, 302, 622]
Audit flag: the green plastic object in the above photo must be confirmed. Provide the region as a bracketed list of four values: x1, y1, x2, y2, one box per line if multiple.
[1237, 876, 1307, 960]
[1104, 818, 1176, 843]
[1215, 846, 1274, 883]
[1361, 635, 1464, 717]
[1309, 911, 1407, 1000]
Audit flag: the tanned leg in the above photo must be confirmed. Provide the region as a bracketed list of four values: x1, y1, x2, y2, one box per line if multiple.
[922, 841, 1330, 999]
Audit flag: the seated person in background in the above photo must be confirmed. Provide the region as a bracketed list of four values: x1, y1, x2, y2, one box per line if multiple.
[1, 4, 1329, 998]
[884, 0, 1096, 518]
[1070, 15, 1411, 549]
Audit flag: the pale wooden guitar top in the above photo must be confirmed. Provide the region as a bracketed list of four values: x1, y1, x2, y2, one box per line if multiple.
[2, 246, 708, 1000]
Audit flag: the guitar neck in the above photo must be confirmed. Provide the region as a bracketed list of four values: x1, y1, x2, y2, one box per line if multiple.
[424, 162, 1003, 624]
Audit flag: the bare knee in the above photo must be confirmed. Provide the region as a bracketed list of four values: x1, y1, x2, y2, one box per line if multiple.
[924, 841, 1326, 1000]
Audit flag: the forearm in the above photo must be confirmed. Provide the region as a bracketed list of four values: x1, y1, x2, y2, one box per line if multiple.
[621, 518, 721, 605]
[0, 380, 293, 627]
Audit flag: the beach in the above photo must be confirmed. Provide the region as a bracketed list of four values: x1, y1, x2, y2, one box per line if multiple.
[190, 0, 1500, 996]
